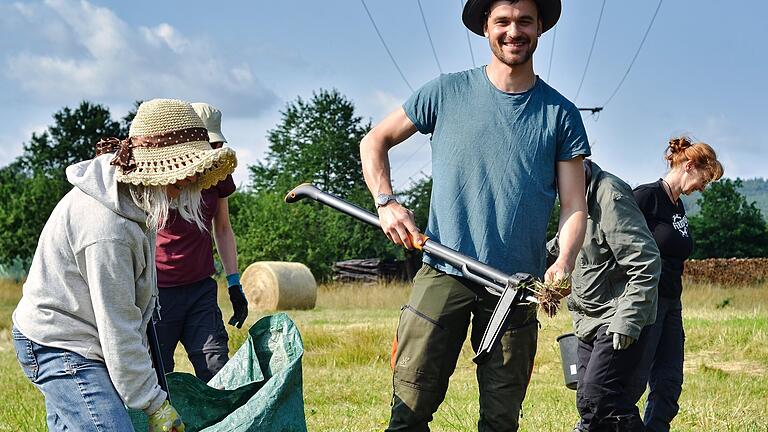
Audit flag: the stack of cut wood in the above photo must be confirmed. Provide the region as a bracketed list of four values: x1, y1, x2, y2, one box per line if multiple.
[684, 258, 768, 285]
[332, 258, 403, 282]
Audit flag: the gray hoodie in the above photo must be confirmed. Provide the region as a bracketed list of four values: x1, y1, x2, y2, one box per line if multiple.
[13, 155, 166, 414]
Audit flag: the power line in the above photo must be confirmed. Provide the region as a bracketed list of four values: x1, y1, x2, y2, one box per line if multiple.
[417, 0, 443, 74]
[578, 107, 603, 114]
[574, 0, 606, 101]
[461, 0, 476, 67]
[359, 0, 414, 92]
[546, 25, 556, 82]
[603, 0, 663, 107]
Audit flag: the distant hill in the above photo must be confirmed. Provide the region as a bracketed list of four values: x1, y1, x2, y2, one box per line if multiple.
[681, 178, 768, 219]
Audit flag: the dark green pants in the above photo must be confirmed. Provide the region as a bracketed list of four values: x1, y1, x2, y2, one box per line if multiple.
[387, 265, 538, 432]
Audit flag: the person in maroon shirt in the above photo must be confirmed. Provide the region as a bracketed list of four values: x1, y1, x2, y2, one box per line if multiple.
[633, 136, 723, 432]
[154, 103, 248, 382]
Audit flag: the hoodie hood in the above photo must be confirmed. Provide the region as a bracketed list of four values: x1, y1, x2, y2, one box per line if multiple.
[66, 155, 147, 224]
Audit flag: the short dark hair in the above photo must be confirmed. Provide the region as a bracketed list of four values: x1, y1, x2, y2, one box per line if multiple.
[483, 0, 541, 30]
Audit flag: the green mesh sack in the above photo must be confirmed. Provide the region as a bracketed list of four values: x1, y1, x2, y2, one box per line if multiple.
[131, 313, 307, 432]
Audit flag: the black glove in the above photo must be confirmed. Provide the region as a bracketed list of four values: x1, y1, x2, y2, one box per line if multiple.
[227, 284, 248, 328]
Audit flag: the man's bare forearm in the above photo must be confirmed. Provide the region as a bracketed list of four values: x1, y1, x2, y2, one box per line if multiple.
[556, 207, 587, 272]
[360, 133, 394, 197]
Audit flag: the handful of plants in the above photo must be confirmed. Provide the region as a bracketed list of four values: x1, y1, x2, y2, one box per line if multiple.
[530, 276, 571, 318]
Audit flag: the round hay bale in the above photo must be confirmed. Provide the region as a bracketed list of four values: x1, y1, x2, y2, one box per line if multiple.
[241, 261, 317, 311]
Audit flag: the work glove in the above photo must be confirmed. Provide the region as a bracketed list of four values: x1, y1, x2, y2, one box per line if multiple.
[228, 285, 248, 328]
[606, 328, 635, 351]
[572, 419, 587, 432]
[148, 400, 185, 432]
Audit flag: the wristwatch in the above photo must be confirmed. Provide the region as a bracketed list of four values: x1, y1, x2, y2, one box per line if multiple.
[375, 193, 399, 208]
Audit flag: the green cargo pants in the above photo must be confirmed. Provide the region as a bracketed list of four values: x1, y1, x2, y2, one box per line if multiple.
[387, 264, 538, 432]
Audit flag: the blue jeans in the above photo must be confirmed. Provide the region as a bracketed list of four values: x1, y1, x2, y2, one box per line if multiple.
[12, 327, 134, 431]
[636, 297, 685, 432]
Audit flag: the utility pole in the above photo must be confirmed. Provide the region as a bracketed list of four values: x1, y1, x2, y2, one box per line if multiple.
[578, 107, 603, 114]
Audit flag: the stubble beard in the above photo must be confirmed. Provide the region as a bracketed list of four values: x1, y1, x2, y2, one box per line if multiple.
[491, 36, 537, 67]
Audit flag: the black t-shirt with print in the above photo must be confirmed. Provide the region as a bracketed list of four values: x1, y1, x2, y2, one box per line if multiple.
[634, 180, 694, 300]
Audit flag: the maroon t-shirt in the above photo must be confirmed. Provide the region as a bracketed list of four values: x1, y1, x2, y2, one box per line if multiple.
[155, 175, 236, 287]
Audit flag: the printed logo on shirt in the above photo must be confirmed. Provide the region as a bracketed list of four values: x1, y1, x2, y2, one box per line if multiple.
[672, 213, 689, 237]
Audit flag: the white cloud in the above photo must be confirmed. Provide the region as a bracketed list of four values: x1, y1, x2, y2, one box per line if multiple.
[369, 90, 405, 119]
[12, 2, 35, 18]
[0, 121, 48, 167]
[140, 23, 190, 53]
[230, 64, 253, 85]
[3, 0, 277, 117]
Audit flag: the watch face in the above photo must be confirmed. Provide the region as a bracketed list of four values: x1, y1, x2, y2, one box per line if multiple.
[376, 194, 388, 206]
[377, 193, 396, 207]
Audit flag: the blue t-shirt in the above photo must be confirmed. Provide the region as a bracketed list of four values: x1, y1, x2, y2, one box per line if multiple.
[403, 66, 590, 278]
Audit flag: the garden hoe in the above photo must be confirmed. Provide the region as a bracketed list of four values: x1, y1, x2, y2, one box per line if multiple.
[285, 183, 537, 364]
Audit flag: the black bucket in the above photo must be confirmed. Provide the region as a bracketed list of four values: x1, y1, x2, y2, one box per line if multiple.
[557, 333, 579, 390]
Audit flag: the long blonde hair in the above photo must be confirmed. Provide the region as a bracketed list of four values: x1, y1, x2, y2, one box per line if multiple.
[128, 184, 207, 232]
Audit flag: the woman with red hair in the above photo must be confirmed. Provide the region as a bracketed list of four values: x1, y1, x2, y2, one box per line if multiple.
[633, 137, 724, 432]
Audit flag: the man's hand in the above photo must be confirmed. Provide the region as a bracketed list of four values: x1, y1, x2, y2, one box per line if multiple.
[377, 202, 421, 249]
[228, 285, 248, 328]
[544, 259, 572, 294]
[148, 400, 185, 432]
[606, 328, 635, 350]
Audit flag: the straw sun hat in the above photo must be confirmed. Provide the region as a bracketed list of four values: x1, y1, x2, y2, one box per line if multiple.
[97, 99, 236, 190]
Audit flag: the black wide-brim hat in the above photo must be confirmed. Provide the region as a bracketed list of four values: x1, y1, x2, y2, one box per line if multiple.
[462, 0, 561, 36]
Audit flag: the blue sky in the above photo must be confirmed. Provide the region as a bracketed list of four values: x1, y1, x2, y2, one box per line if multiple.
[1, 0, 765, 190]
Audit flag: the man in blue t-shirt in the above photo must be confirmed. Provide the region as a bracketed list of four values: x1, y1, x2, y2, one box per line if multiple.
[360, 0, 590, 430]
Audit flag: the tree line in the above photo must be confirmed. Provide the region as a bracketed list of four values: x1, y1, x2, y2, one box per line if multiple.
[1, 91, 767, 279]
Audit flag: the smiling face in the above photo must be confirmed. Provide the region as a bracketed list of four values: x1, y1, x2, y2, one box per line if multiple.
[484, 0, 541, 68]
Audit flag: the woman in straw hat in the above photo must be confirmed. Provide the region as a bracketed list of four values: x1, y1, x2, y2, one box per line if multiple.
[12, 98, 236, 431]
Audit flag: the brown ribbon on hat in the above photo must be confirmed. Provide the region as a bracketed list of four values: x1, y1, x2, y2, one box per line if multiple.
[95, 127, 210, 174]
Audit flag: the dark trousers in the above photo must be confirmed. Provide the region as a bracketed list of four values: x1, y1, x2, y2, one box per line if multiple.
[156, 277, 230, 382]
[387, 265, 538, 432]
[575, 325, 648, 432]
[638, 297, 684, 432]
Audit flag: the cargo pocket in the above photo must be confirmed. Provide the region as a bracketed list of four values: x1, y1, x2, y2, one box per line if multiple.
[392, 305, 453, 417]
[12, 328, 38, 382]
[501, 319, 539, 359]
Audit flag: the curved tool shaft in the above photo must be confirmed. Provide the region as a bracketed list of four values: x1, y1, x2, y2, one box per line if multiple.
[285, 183, 536, 364]
[286, 183, 530, 295]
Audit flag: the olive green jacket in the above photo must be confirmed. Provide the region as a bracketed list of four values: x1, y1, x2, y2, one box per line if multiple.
[549, 162, 661, 341]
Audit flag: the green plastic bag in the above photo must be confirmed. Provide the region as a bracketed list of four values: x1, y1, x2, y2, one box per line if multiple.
[131, 312, 307, 432]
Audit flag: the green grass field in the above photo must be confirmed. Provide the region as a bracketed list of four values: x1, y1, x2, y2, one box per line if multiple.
[1, 279, 766, 431]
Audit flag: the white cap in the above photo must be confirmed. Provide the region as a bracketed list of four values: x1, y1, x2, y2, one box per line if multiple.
[190, 102, 227, 144]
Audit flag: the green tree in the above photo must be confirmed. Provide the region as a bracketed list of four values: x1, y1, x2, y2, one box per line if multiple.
[401, 176, 433, 231]
[20, 101, 123, 178]
[249, 89, 370, 196]
[0, 163, 63, 264]
[688, 178, 768, 258]
[0, 101, 124, 267]
[399, 176, 433, 279]
[233, 89, 395, 280]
